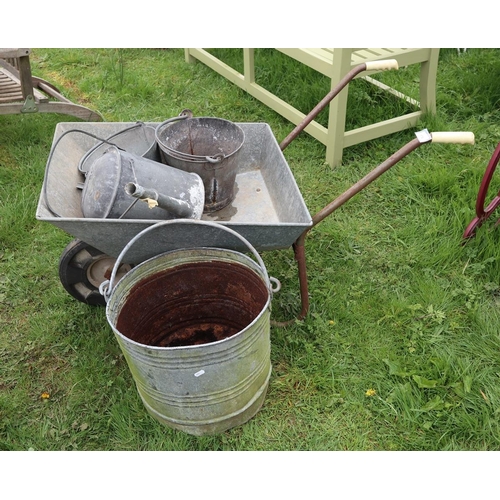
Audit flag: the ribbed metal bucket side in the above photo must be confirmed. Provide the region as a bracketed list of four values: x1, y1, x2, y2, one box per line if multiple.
[106, 247, 272, 436]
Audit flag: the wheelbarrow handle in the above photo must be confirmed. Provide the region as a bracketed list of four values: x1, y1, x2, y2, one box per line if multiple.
[365, 59, 399, 71]
[430, 131, 475, 145]
[279, 60, 399, 151]
[308, 129, 475, 230]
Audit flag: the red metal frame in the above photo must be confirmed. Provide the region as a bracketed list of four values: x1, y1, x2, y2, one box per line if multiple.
[463, 142, 500, 239]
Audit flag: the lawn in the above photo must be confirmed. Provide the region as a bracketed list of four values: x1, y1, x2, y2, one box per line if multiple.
[1, 48, 500, 453]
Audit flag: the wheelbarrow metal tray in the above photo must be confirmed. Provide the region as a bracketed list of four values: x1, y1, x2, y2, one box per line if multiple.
[36, 122, 312, 261]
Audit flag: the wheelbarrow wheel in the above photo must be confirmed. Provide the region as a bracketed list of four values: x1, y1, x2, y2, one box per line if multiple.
[58, 239, 132, 306]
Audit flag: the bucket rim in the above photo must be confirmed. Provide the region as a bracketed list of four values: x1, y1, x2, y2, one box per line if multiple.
[106, 246, 272, 351]
[156, 115, 245, 135]
[155, 116, 245, 163]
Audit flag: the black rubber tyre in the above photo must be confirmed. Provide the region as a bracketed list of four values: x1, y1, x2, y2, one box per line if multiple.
[58, 239, 132, 306]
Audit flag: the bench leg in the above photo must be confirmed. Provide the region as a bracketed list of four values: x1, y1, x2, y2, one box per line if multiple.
[325, 49, 352, 168]
[419, 49, 440, 114]
[185, 49, 196, 64]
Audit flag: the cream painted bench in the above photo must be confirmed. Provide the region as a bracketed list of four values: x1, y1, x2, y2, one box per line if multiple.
[185, 48, 440, 167]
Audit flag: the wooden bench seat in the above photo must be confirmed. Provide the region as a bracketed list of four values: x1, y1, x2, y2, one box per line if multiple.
[185, 48, 440, 167]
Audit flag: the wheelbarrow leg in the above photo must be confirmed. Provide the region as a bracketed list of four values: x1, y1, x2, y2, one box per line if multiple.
[271, 240, 310, 328]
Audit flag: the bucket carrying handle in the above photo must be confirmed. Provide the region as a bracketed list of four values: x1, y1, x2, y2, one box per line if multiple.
[204, 153, 225, 165]
[158, 108, 193, 126]
[77, 121, 152, 174]
[100, 219, 278, 302]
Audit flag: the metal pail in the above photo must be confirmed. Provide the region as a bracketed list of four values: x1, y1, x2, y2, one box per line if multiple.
[81, 146, 205, 220]
[155, 114, 245, 213]
[78, 122, 159, 174]
[101, 221, 274, 436]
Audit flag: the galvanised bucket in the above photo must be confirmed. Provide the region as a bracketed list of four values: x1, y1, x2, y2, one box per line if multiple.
[101, 220, 274, 436]
[155, 113, 245, 213]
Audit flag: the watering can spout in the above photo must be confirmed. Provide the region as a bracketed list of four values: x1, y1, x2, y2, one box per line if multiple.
[125, 182, 199, 219]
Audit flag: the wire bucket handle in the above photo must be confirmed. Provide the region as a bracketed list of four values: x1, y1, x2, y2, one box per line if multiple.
[99, 219, 281, 302]
[77, 121, 155, 174]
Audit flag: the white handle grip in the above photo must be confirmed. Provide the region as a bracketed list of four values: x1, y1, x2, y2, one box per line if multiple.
[365, 59, 399, 71]
[430, 132, 475, 145]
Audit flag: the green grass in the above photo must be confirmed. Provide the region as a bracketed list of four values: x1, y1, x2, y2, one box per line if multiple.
[2, 48, 500, 451]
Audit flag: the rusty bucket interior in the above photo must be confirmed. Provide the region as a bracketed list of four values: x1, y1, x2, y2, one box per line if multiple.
[116, 257, 269, 348]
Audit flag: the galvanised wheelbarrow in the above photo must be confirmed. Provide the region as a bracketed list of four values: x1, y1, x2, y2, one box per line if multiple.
[36, 59, 475, 325]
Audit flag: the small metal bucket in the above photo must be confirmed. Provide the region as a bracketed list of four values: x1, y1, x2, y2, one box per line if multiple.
[155, 113, 245, 213]
[81, 146, 205, 220]
[101, 220, 274, 436]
